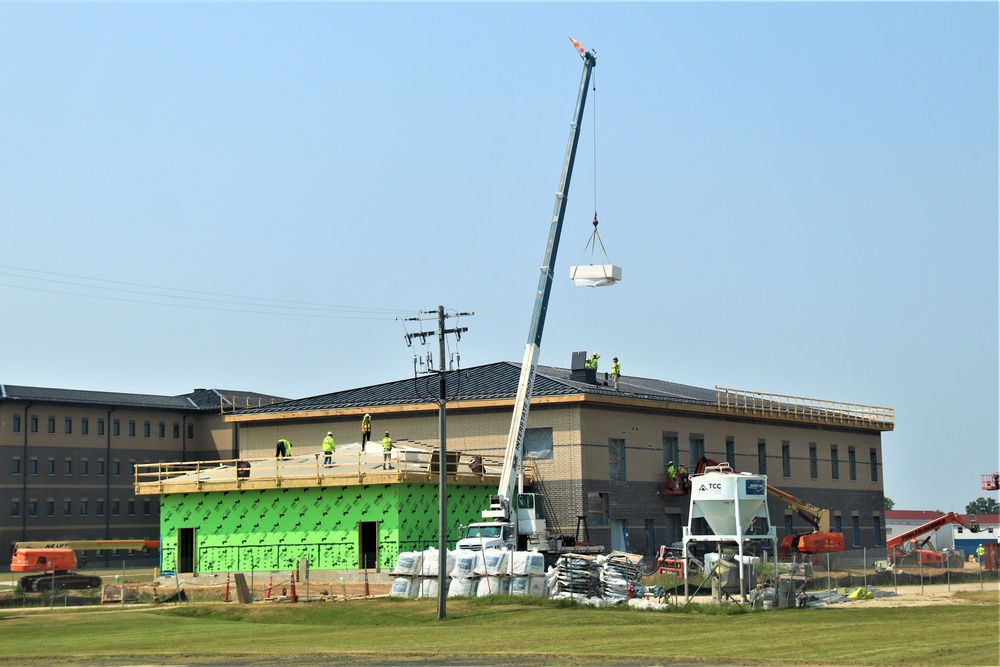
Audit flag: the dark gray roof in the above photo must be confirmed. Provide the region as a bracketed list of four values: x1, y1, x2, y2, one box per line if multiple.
[231, 361, 719, 415]
[0, 384, 287, 412]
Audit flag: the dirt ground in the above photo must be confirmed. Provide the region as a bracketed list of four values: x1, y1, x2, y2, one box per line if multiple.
[824, 580, 999, 609]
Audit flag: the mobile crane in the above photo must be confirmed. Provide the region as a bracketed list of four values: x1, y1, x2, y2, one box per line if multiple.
[877, 512, 979, 571]
[456, 40, 604, 557]
[11, 539, 159, 592]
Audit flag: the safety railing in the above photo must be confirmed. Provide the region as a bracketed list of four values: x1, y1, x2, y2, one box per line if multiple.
[218, 395, 284, 414]
[134, 448, 509, 495]
[715, 386, 894, 430]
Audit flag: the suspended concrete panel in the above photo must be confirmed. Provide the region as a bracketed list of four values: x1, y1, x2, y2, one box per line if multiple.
[569, 264, 622, 287]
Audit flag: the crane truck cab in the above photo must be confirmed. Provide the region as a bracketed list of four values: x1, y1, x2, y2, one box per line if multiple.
[457, 492, 549, 551]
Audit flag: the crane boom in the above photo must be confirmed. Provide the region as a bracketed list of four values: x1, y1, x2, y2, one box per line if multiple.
[491, 46, 596, 513]
[886, 512, 979, 550]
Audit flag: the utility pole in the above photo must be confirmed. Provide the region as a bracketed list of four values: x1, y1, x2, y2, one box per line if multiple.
[403, 305, 471, 620]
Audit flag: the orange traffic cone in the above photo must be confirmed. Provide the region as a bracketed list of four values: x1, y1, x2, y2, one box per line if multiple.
[289, 571, 298, 603]
[265, 575, 273, 600]
[224, 572, 231, 602]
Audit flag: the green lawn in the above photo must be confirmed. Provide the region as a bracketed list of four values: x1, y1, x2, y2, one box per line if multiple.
[0, 596, 997, 666]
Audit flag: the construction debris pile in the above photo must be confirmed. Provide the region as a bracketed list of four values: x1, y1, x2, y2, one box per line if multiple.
[390, 548, 645, 601]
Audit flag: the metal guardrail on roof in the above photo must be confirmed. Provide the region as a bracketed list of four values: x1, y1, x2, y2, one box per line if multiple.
[715, 386, 894, 430]
[219, 395, 284, 414]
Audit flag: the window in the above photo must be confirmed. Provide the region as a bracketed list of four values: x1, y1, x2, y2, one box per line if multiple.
[30, 416, 38, 433]
[11, 500, 20, 517]
[689, 436, 705, 467]
[831, 446, 840, 480]
[64, 417, 72, 434]
[782, 442, 791, 478]
[112, 500, 120, 516]
[173, 423, 180, 438]
[47, 417, 55, 434]
[870, 448, 878, 482]
[725, 437, 736, 466]
[28, 500, 37, 517]
[852, 516, 860, 547]
[97, 419, 105, 436]
[158, 422, 165, 438]
[80, 460, 88, 476]
[96, 500, 105, 516]
[587, 492, 609, 526]
[187, 423, 194, 439]
[784, 515, 794, 536]
[46, 459, 55, 475]
[29, 459, 38, 475]
[12, 459, 20, 475]
[80, 501, 88, 516]
[809, 444, 818, 479]
[96, 460, 105, 476]
[609, 438, 626, 481]
[12, 415, 20, 432]
[757, 440, 767, 475]
[524, 427, 554, 460]
[143, 421, 150, 438]
[663, 433, 678, 469]
[849, 446, 857, 481]
[81, 418, 89, 435]
[45, 501, 55, 517]
[112, 461, 120, 476]
[143, 499, 151, 515]
[645, 519, 655, 558]
[63, 500, 72, 516]
[127, 500, 136, 516]
[834, 515, 843, 534]
[113, 419, 120, 437]
[128, 421, 136, 437]
[63, 460, 72, 475]
[873, 515, 883, 546]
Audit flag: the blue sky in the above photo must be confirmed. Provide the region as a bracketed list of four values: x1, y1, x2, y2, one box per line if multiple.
[1, 3, 996, 514]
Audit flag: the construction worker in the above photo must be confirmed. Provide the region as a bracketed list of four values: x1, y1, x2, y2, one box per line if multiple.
[275, 438, 292, 459]
[361, 414, 372, 451]
[666, 460, 676, 490]
[610, 357, 621, 391]
[322, 432, 335, 467]
[677, 463, 689, 492]
[585, 352, 600, 371]
[976, 543, 985, 565]
[382, 431, 393, 470]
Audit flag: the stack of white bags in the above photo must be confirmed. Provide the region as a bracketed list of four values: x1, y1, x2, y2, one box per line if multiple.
[390, 548, 546, 598]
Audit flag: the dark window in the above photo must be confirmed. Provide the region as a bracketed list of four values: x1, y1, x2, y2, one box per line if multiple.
[784, 514, 794, 536]
[63, 460, 72, 475]
[30, 416, 38, 433]
[831, 446, 840, 480]
[47, 417, 56, 434]
[112, 500, 120, 516]
[28, 501, 37, 517]
[80, 501, 88, 516]
[112, 461, 120, 476]
[12, 415, 20, 432]
[834, 515, 843, 534]
[852, 516, 861, 547]
[187, 423, 194, 439]
[81, 418, 89, 435]
[127, 500, 136, 516]
[11, 500, 20, 517]
[46, 460, 55, 475]
[113, 420, 120, 437]
[12, 459, 21, 475]
[45, 501, 55, 516]
[143, 499, 151, 515]
[158, 422, 165, 438]
[524, 428, 553, 460]
[809, 444, 818, 479]
[29, 459, 38, 475]
[609, 438, 626, 481]
[143, 421, 150, 438]
[97, 419, 105, 436]
[587, 492, 609, 526]
[689, 436, 705, 467]
[757, 441, 767, 475]
[873, 515, 883, 546]
[64, 417, 72, 434]
[782, 442, 791, 478]
[173, 423, 180, 438]
[96, 500, 105, 516]
[96, 460, 105, 476]
[849, 447, 857, 481]
[663, 433, 678, 469]
[870, 448, 879, 482]
[80, 460, 88, 476]
[62, 500, 71, 516]
[128, 421, 136, 437]
[725, 437, 736, 466]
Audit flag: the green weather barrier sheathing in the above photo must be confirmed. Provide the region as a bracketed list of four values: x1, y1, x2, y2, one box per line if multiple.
[159, 483, 493, 572]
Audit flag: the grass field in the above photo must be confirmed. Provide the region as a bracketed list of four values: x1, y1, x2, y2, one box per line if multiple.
[0, 593, 997, 666]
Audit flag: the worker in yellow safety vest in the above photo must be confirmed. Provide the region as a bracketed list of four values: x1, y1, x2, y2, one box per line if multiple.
[610, 357, 621, 391]
[585, 353, 600, 371]
[275, 438, 292, 459]
[361, 414, 372, 451]
[382, 432, 394, 470]
[322, 432, 335, 467]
